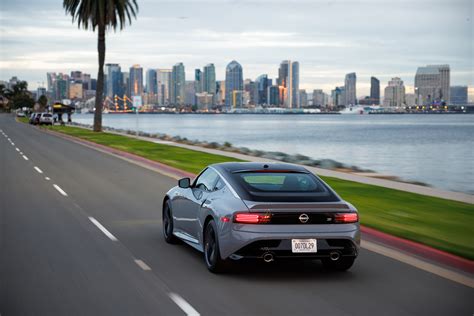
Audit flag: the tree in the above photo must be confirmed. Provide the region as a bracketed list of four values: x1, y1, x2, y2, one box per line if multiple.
[38, 95, 49, 111]
[11, 94, 34, 110]
[63, 0, 138, 132]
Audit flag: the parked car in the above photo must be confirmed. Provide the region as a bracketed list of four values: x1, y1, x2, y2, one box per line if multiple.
[29, 113, 41, 125]
[39, 113, 53, 125]
[16, 112, 26, 117]
[163, 162, 360, 273]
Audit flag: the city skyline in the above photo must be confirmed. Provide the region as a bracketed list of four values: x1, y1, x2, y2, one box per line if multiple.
[0, 0, 472, 98]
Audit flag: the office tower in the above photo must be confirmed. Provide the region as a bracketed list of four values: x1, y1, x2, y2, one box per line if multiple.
[171, 63, 185, 105]
[54, 78, 69, 100]
[46, 72, 56, 92]
[105, 63, 123, 98]
[146, 69, 158, 95]
[121, 72, 129, 96]
[185, 81, 195, 105]
[36, 87, 47, 100]
[278, 60, 300, 108]
[203, 64, 216, 96]
[299, 89, 308, 107]
[370, 77, 380, 105]
[129, 64, 143, 97]
[157, 69, 172, 106]
[256, 74, 271, 105]
[383, 77, 406, 107]
[216, 80, 225, 105]
[415, 64, 450, 105]
[69, 82, 83, 99]
[344, 72, 357, 106]
[267, 85, 280, 106]
[244, 79, 258, 105]
[194, 69, 202, 95]
[82, 73, 91, 91]
[331, 86, 345, 107]
[450, 86, 468, 105]
[70, 71, 82, 83]
[225, 60, 243, 108]
[312, 89, 325, 107]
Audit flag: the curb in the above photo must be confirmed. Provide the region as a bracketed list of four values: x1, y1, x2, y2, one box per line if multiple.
[37, 125, 474, 276]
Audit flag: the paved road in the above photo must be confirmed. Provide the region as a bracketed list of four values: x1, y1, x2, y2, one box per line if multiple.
[0, 114, 472, 315]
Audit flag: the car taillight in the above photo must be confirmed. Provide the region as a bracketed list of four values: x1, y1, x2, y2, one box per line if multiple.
[334, 213, 359, 223]
[234, 213, 271, 224]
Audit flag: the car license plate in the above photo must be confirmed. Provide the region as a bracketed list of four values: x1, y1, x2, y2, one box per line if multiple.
[291, 239, 317, 253]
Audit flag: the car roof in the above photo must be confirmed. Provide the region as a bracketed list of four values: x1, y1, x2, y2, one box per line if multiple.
[211, 162, 309, 175]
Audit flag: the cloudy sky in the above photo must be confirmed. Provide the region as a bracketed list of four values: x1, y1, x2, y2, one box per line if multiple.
[0, 0, 472, 97]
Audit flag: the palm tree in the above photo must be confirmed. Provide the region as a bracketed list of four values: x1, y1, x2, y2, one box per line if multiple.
[63, 0, 138, 132]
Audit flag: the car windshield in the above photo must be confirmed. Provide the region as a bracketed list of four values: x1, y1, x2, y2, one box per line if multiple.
[236, 172, 327, 193]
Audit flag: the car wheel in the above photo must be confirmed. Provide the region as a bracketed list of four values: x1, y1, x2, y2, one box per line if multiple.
[162, 200, 178, 244]
[321, 256, 355, 271]
[204, 220, 228, 273]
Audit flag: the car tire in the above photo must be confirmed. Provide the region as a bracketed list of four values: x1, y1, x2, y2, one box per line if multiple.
[321, 256, 355, 271]
[203, 220, 228, 273]
[162, 200, 178, 244]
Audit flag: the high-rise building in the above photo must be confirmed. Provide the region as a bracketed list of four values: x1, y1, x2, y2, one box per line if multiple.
[244, 80, 258, 105]
[185, 81, 195, 105]
[129, 64, 143, 97]
[46, 72, 56, 92]
[450, 86, 468, 105]
[69, 82, 83, 99]
[256, 74, 271, 105]
[344, 72, 357, 106]
[370, 77, 380, 105]
[146, 69, 158, 95]
[105, 63, 123, 98]
[299, 89, 308, 107]
[194, 69, 202, 95]
[203, 64, 216, 95]
[36, 87, 46, 101]
[171, 63, 185, 105]
[216, 81, 225, 105]
[157, 69, 172, 106]
[225, 60, 243, 108]
[383, 77, 406, 107]
[278, 60, 300, 108]
[54, 77, 69, 101]
[331, 86, 345, 107]
[312, 89, 325, 107]
[267, 86, 280, 106]
[70, 71, 82, 83]
[415, 64, 450, 105]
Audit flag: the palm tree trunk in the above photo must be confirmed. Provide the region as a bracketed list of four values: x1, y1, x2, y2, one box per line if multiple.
[93, 23, 106, 132]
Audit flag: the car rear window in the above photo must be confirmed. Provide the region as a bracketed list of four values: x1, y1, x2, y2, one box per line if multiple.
[43, 114, 52, 117]
[239, 173, 326, 192]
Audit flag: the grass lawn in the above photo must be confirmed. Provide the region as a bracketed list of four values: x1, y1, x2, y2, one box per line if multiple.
[35, 123, 474, 260]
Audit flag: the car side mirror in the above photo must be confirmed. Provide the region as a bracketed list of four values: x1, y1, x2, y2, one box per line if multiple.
[178, 177, 191, 189]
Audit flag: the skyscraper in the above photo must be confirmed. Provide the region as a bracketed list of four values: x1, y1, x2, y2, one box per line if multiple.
[344, 72, 357, 106]
[383, 77, 406, 107]
[299, 89, 308, 107]
[171, 63, 185, 105]
[194, 69, 202, 94]
[203, 64, 216, 96]
[450, 86, 468, 105]
[105, 63, 123, 98]
[370, 77, 380, 105]
[129, 64, 143, 97]
[157, 69, 172, 106]
[225, 60, 243, 108]
[312, 89, 325, 107]
[278, 60, 300, 108]
[267, 86, 280, 106]
[415, 64, 450, 105]
[256, 74, 271, 105]
[146, 69, 157, 95]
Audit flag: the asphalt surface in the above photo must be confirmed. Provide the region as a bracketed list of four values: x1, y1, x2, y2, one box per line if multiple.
[0, 114, 472, 315]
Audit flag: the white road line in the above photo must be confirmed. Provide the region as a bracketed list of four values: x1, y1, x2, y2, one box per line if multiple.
[15, 148, 20, 152]
[22, 155, 28, 160]
[88, 217, 118, 241]
[11, 142, 15, 146]
[53, 184, 68, 196]
[45, 177, 50, 181]
[134, 259, 152, 271]
[362, 240, 474, 288]
[169, 293, 200, 316]
[34, 166, 43, 174]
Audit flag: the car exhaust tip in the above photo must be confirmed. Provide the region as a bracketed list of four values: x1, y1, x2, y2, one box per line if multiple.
[263, 252, 274, 263]
[329, 251, 341, 261]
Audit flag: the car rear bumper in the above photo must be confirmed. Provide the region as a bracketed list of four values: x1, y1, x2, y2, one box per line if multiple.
[220, 223, 360, 260]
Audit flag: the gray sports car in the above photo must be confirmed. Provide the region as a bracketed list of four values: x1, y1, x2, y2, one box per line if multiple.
[163, 162, 360, 273]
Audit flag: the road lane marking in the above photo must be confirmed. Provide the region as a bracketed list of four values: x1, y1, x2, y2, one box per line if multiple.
[362, 240, 474, 288]
[11, 142, 15, 146]
[15, 148, 19, 152]
[22, 155, 28, 160]
[34, 166, 43, 174]
[53, 184, 68, 196]
[134, 259, 152, 271]
[169, 293, 200, 316]
[45, 177, 50, 180]
[88, 217, 118, 241]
